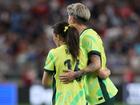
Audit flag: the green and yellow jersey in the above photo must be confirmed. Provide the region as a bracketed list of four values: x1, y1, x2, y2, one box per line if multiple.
[44, 45, 87, 105]
[80, 28, 118, 105]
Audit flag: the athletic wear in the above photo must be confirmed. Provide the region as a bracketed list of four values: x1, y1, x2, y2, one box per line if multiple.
[44, 45, 87, 105]
[80, 28, 118, 105]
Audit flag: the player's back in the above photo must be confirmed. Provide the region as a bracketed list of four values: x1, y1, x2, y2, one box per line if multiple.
[49, 44, 87, 105]
[80, 28, 118, 105]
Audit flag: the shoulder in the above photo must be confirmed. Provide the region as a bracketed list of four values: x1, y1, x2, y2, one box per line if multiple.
[81, 28, 97, 36]
[48, 45, 66, 56]
[82, 29, 102, 42]
[48, 49, 55, 55]
[47, 49, 56, 61]
[81, 28, 96, 39]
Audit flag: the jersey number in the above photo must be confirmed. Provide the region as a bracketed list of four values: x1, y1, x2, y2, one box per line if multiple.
[64, 59, 81, 81]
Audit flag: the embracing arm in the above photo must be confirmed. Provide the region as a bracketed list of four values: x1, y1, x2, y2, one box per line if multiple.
[75, 54, 101, 77]
[60, 54, 110, 83]
[59, 54, 102, 83]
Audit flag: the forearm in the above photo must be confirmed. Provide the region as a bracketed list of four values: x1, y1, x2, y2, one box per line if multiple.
[74, 54, 101, 78]
[42, 78, 48, 87]
[42, 71, 52, 87]
[42, 73, 48, 87]
[74, 63, 100, 78]
[83, 62, 101, 74]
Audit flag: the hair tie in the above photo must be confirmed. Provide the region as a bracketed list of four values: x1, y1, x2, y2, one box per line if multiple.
[64, 26, 69, 32]
[64, 25, 73, 32]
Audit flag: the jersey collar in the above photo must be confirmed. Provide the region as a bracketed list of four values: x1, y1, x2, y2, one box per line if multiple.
[80, 28, 92, 36]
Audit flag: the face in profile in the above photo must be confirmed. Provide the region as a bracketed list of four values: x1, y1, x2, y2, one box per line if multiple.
[53, 34, 60, 47]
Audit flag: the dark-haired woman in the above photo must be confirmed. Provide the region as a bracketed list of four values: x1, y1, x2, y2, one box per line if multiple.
[42, 22, 87, 105]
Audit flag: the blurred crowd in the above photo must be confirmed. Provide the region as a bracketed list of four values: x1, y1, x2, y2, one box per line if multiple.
[0, 0, 140, 86]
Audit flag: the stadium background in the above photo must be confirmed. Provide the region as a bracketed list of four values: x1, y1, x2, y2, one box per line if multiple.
[0, 0, 140, 105]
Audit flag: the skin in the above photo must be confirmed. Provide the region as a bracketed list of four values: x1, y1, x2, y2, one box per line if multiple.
[42, 34, 65, 86]
[42, 21, 111, 85]
[42, 72, 49, 87]
[59, 15, 111, 84]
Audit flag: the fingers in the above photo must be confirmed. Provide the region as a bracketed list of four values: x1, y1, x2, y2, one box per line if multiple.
[63, 70, 69, 72]
[60, 77, 72, 84]
[105, 68, 111, 74]
[59, 75, 67, 77]
[60, 70, 72, 77]
[59, 76, 68, 80]
[60, 79, 70, 84]
[107, 70, 111, 76]
[61, 81, 71, 84]
[63, 70, 71, 72]
[59, 73, 69, 78]
[59, 73, 70, 82]
[59, 70, 74, 84]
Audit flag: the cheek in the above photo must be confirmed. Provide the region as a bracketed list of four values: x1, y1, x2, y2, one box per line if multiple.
[53, 36, 58, 43]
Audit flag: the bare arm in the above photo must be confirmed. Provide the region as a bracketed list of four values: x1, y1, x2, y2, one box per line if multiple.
[74, 54, 111, 79]
[42, 72, 48, 86]
[72, 54, 101, 79]
[97, 68, 111, 79]
[60, 54, 111, 83]
[60, 54, 102, 83]
[42, 71, 53, 87]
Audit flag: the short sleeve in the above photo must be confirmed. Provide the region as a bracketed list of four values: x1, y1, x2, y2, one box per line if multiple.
[81, 34, 102, 64]
[44, 50, 55, 72]
[81, 34, 100, 54]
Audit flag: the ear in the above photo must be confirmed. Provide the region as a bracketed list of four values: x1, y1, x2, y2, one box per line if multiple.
[56, 34, 65, 42]
[72, 16, 78, 23]
[68, 15, 74, 24]
[55, 34, 60, 40]
[68, 15, 77, 25]
[53, 34, 59, 41]
[53, 34, 59, 47]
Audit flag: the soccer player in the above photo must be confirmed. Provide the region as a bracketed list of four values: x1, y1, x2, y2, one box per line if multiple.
[42, 22, 88, 105]
[60, 3, 118, 105]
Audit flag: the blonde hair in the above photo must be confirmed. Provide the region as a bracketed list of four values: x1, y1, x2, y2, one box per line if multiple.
[67, 3, 91, 22]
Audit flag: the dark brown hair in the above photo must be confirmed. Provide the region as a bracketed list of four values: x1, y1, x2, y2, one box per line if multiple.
[53, 22, 80, 60]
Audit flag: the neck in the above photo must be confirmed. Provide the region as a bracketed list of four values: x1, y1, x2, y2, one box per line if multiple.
[74, 24, 87, 34]
[58, 41, 65, 47]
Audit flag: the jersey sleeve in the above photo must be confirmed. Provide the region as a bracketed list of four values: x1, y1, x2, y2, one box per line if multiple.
[81, 34, 102, 65]
[81, 34, 101, 55]
[44, 50, 55, 72]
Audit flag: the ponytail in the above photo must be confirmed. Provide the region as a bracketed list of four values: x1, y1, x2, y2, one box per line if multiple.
[65, 26, 80, 60]
[52, 22, 80, 60]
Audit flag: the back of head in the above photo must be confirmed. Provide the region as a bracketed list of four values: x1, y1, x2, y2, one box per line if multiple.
[53, 22, 69, 38]
[67, 3, 91, 23]
[53, 21, 80, 60]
